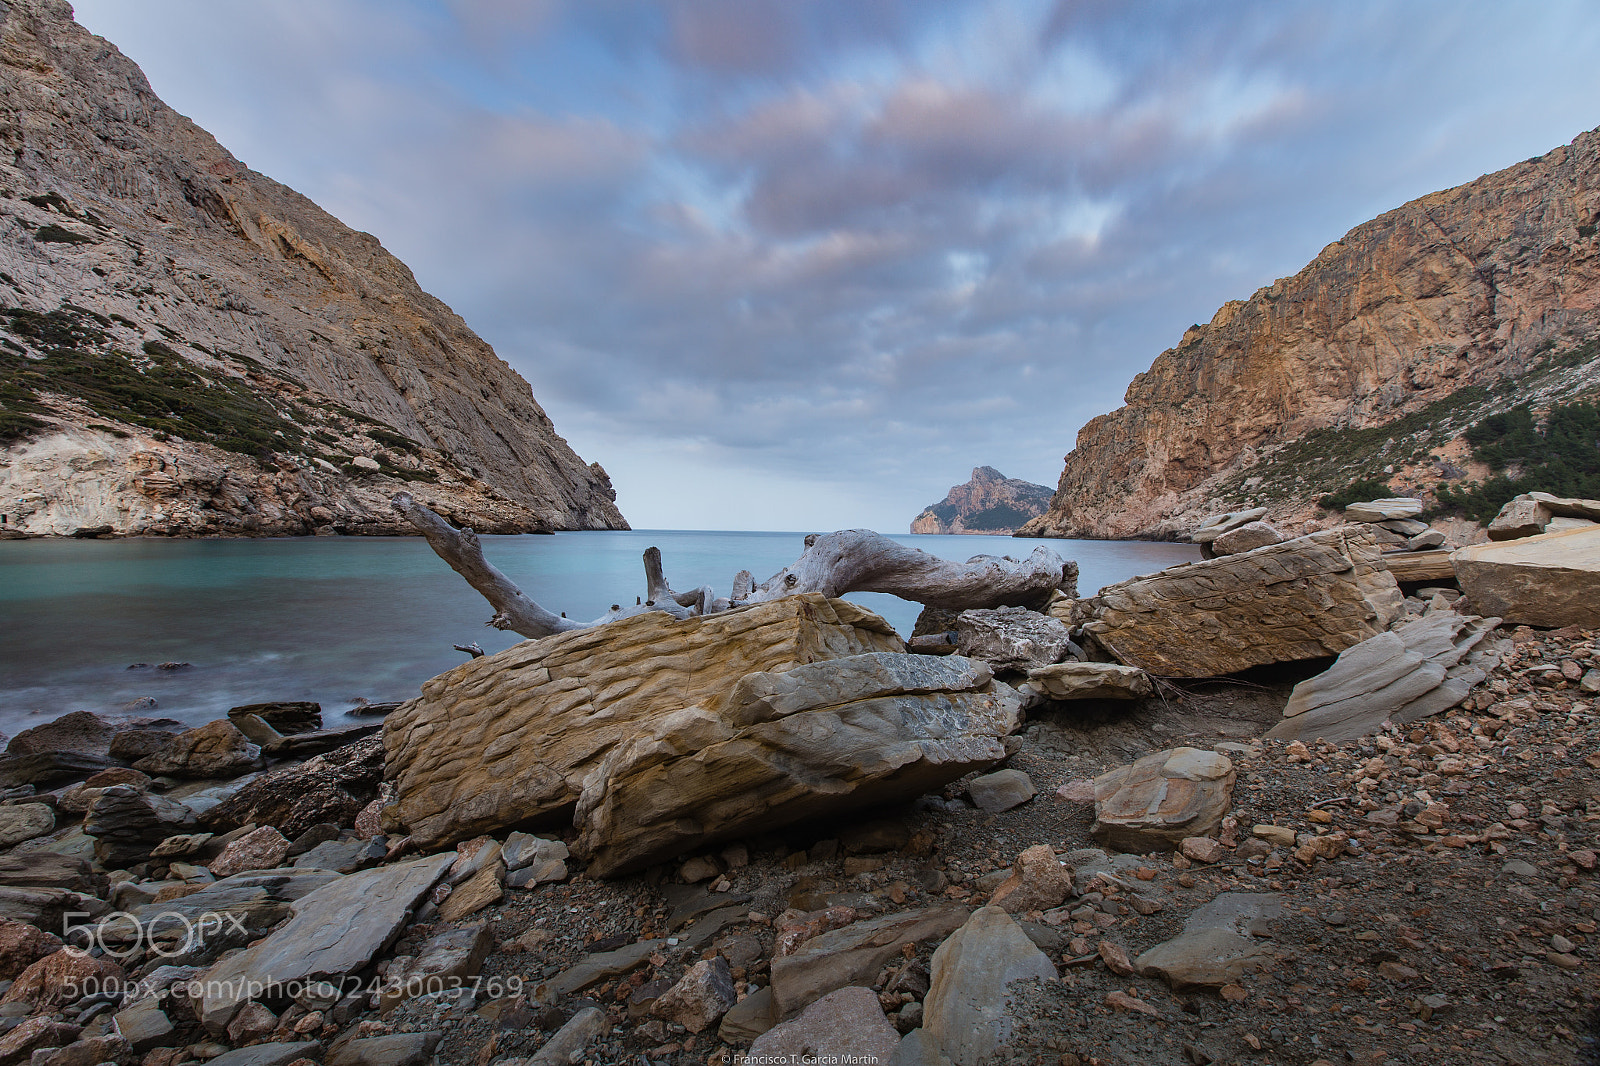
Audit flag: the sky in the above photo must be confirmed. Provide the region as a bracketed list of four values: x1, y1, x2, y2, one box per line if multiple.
[71, 1, 1600, 532]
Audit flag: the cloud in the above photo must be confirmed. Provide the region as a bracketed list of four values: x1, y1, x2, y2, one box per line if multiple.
[68, 0, 1600, 531]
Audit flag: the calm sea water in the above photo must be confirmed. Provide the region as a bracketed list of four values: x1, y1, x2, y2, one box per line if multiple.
[0, 531, 1197, 737]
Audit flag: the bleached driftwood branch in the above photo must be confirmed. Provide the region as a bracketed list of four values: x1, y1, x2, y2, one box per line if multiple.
[393, 495, 1075, 640]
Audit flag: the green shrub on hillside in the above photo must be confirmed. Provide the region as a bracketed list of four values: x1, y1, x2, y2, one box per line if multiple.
[1434, 401, 1600, 522]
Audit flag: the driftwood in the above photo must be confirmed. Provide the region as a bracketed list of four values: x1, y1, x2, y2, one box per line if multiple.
[392, 493, 1076, 640]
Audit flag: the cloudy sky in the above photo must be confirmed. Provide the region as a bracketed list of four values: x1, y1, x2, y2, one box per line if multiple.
[72, 1, 1600, 531]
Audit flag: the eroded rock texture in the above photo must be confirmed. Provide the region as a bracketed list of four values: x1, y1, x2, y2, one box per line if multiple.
[1072, 527, 1403, 677]
[0, 0, 626, 536]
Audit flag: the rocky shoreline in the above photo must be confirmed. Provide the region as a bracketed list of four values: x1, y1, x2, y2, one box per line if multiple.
[2, 507, 1597, 1066]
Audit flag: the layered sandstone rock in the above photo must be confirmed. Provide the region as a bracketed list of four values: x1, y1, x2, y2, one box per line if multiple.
[0, 0, 626, 535]
[382, 595, 904, 851]
[1022, 127, 1600, 540]
[1072, 527, 1403, 677]
[911, 467, 1054, 535]
[1453, 525, 1600, 628]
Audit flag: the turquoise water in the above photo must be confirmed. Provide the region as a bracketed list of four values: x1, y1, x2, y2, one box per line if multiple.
[0, 532, 1197, 736]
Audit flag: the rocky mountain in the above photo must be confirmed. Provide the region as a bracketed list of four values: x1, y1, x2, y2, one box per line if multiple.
[1021, 125, 1600, 541]
[0, 0, 627, 537]
[911, 466, 1054, 535]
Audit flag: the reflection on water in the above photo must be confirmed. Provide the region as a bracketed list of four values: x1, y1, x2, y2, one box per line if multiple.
[0, 531, 1197, 735]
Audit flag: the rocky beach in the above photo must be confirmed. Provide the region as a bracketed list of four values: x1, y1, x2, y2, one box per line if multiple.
[2, 490, 1597, 1066]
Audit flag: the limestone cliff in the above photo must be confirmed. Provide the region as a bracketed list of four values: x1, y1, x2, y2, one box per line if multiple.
[0, 0, 628, 537]
[1021, 125, 1600, 541]
[911, 466, 1054, 535]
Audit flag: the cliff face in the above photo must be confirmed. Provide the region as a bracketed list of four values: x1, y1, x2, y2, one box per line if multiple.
[1022, 126, 1600, 541]
[911, 466, 1054, 535]
[0, 0, 628, 537]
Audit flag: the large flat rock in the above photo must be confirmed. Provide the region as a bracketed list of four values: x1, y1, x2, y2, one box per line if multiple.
[383, 595, 902, 850]
[771, 905, 970, 1019]
[1452, 525, 1600, 628]
[198, 852, 453, 1032]
[1072, 527, 1403, 677]
[1136, 892, 1280, 990]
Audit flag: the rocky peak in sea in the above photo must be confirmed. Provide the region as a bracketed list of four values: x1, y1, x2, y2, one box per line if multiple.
[0, 0, 628, 537]
[910, 466, 1054, 536]
[1022, 124, 1600, 541]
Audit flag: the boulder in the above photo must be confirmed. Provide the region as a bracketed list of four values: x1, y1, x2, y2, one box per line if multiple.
[0, 803, 54, 848]
[383, 595, 902, 851]
[1072, 527, 1402, 677]
[1091, 748, 1235, 852]
[112, 998, 175, 1053]
[0, 1019, 82, 1066]
[1135, 892, 1281, 989]
[108, 729, 179, 763]
[1452, 525, 1600, 628]
[0, 886, 108, 932]
[265, 724, 383, 758]
[1406, 529, 1447, 550]
[113, 868, 340, 952]
[651, 956, 737, 1033]
[328, 1032, 442, 1066]
[966, 769, 1034, 812]
[227, 702, 322, 734]
[517, 1008, 603, 1066]
[202, 735, 383, 838]
[1487, 495, 1555, 540]
[535, 938, 665, 1002]
[0, 916, 63, 979]
[133, 720, 261, 779]
[1025, 662, 1151, 701]
[1528, 491, 1600, 521]
[84, 785, 198, 867]
[923, 906, 1056, 1066]
[1189, 507, 1268, 544]
[3, 712, 114, 757]
[437, 861, 503, 921]
[748, 986, 901, 1064]
[208, 826, 291, 878]
[0, 949, 123, 1011]
[205, 1042, 321, 1066]
[293, 838, 382, 874]
[1267, 610, 1505, 744]
[1210, 521, 1284, 556]
[574, 654, 1019, 876]
[197, 852, 455, 1032]
[379, 922, 493, 1014]
[501, 833, 567, 872]
[953, 607, 1076, 671]
[1343, 498, 1423, 522]
[0, 751, 111, 789]
[771, 905, 969, 1018]
[988, 844, 1072, 914]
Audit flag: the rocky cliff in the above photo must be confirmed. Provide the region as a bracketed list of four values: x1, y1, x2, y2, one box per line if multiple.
[0, 0, 627, 537]
[1021, 125, 1600, 541]
[911, 466, 1054, 535]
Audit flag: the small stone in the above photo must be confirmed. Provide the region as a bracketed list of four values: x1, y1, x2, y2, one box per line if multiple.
[1251, 824, 1295, 848]
[226, 1001, 278, 1045]
[1104, 989, 1160, 1016]
[1055, 779, 1095, 803]
[1, 950, 124, 1011]
[1568, 849, 1596, 870]
[1179, 837, 1225, 864]
[500, 833, 567, 873]
[1501, 858, 1538, 880]
[967, 769, 1035, 812]
[1219, 984, 1247, 1002]
[0, 917, 63, 981]
[353, 799, 384, 839]
[1548, 952, 1583, 971]
[1376, 961, 1418, 982]
[1097, 941, 1134, 976]
[1550, 934, 1576, 954]
[436, 862, 504, 922]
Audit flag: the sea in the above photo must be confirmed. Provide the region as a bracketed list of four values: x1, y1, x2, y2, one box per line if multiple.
[0, 531, 1198, 738]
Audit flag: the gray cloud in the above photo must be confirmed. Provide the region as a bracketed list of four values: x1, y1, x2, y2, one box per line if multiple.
[70, 0, 1600, 530]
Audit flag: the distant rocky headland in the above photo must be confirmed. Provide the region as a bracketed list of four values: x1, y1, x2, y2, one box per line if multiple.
[0, 0, 626, 538]
[1022, 125, 1600, 542]
[910, 467, 1053, 536]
